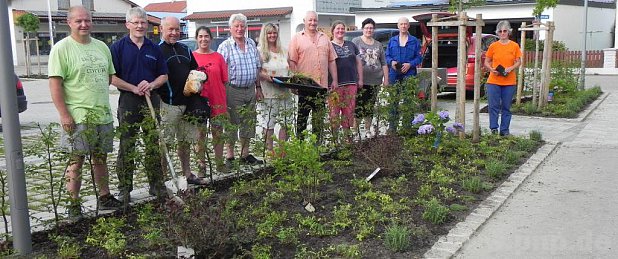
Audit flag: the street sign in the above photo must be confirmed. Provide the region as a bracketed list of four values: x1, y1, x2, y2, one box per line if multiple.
[539, 15, 550, 19]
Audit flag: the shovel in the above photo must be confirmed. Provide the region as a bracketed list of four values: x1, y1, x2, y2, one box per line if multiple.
[145, 95, 186, 204]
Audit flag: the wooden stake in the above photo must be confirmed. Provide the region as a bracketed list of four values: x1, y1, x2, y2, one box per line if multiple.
[516, 22, 526, 105]
[456, 12, 467, 140]
[472, 14, 482, 143]
[431, 14, 438, 112]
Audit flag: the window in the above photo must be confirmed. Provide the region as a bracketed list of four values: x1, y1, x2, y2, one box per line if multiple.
[82, 0, 94, 11]
[57, 0, 69, 10]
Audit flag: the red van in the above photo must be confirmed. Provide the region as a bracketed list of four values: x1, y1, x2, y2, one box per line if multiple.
[413, 12, 498, 92]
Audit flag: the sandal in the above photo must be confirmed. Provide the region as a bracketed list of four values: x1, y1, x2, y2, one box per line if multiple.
[187, 174, 208, 185]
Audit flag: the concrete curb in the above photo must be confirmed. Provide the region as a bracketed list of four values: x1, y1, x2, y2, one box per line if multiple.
[423, 142, 560, 259]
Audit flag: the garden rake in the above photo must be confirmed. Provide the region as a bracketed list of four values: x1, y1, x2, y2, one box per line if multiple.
[145, 95, 186, 204]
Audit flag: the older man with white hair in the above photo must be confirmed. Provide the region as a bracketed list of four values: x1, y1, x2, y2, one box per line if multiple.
[157, 16, 208, 185]
[217, 13, 263, 166]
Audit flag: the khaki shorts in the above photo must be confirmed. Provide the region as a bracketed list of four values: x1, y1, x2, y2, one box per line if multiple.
[60, 123, 114, 154]
[160, 102, 198, 144]
[226, 84, 256, 142]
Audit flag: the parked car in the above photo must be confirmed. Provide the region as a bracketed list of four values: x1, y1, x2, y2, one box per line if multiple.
[414, 12, 498, 92]
[178, 37, 227, 51]
[0, 74, 27, 117]
[344, 28, 399, 51]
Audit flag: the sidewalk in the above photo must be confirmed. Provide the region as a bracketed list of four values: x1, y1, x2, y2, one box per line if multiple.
[453, 75, 618, 258]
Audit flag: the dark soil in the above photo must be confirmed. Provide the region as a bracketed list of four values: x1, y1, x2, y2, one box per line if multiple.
[2, 135, 539, 258]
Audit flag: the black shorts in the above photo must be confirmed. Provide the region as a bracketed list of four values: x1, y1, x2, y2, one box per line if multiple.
[355, 85, 379, 118]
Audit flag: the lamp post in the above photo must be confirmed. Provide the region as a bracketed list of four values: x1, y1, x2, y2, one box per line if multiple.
[47, 0, 54, 45]
[579, 0, 588, 90]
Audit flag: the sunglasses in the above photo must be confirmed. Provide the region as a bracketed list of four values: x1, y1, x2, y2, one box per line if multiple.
[498, 30, 509, 33]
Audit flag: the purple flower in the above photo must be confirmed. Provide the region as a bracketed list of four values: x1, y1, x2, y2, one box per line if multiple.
[418, 124, 434, 135]
[438, 111, 449, 120]
[453, 122, 465, 132]
[412, 114, 425, 125]
[446, 126, 456, 134]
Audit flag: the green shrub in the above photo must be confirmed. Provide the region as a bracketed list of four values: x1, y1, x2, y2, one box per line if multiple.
[462, 176, 483, 193]
[529, 130, 543, 142]
[51, 235, 81, 258]
[485, 159, 508, 179]
[422, 198, 449, 224]
[384, 224, 412, 252]
[449, 203, 467, 212]
[251, 244, 271, 259]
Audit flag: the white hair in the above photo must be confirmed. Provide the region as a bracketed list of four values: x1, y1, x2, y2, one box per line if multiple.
[495, 20, 513, 34]
[229, 13, 247, 27]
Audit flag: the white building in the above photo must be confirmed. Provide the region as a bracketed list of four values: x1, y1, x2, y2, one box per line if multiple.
[8, 0, 163, 66]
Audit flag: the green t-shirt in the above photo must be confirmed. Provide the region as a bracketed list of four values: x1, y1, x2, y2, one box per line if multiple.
[48, 36, 115, 124]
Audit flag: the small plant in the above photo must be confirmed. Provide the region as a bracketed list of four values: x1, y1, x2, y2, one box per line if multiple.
[422, 198, 449, 224]
[384, 224, 412, 252]
[529, 130, 543, 142]
[86, 217, 127, 256]
[332, 204, 353, 229]
[250, 244, 271, 259]
[462, 176, 483, 193]
[276, 227, 298, 245]
[485, 159, 508, 179]
[51, 235, 81, 258]
[332, 244, 362, 258]
[449, 204, 468, 212]
[271, 133, 328, 205]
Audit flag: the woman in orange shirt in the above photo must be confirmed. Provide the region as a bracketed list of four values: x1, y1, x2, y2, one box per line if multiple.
[484, 20, 522, 136]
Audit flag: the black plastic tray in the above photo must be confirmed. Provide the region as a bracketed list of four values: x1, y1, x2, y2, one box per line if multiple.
[272, 76, 326, 93]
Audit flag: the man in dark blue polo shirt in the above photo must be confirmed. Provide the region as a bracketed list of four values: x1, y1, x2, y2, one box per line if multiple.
[110, 7, 168, 202]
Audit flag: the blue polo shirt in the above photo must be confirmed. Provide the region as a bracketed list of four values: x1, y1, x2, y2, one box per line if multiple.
[110, 35, 168, 92]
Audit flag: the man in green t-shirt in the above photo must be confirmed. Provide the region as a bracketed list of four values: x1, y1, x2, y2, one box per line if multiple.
[48, 5, 121, 218]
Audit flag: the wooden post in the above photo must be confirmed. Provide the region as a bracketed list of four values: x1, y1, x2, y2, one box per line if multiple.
[36, 37, 41, 75]
[472, 14, 482, 143]
[542, 21, 555, 105]
[431, 14, 438, 112]
[516, 22, 526, 105]
[532, 21, 540, 107]
[538, 22, 554, 109]
[456, 12, 467, 139]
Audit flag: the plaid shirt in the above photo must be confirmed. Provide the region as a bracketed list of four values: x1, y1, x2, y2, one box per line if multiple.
[217, 37, 261, 87]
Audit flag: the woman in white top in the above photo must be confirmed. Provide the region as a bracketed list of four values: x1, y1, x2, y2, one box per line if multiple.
[257, 23, 294, 156]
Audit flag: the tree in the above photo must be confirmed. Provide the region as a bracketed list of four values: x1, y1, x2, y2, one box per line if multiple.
[16, 12, 40, 76]
[533, 0, 559, 17]
[449, 0, 486, 13]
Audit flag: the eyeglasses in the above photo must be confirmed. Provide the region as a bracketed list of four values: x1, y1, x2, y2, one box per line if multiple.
[128, 21, 147, 26]
[363, 27, 375, 30]
[498, 30, 509, 33]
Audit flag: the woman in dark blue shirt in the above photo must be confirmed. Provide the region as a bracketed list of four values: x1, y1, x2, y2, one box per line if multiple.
[385, 17, 423, 133]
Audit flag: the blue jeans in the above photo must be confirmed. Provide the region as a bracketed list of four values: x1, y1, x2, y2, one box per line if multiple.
[486, 84, 515, 134]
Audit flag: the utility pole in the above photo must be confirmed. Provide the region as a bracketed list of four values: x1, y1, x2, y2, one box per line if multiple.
[0, 0, 33, 255]
[579, 0, 589, 90]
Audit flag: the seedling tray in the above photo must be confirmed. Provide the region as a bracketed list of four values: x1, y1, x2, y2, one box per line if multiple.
[272, 76, 326, 93]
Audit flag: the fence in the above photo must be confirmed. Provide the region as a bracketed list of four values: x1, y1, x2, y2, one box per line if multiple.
[523, 50, 604, 68]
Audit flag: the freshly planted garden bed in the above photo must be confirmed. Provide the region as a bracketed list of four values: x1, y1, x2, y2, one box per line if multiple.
[510, 87, 602, 118]
[3, 130, 543, 258]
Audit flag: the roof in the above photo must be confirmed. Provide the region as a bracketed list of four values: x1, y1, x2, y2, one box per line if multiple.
[184, 7, 293, 21]
[121, 0, 139, 7]
[144, 1, 187, 13]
